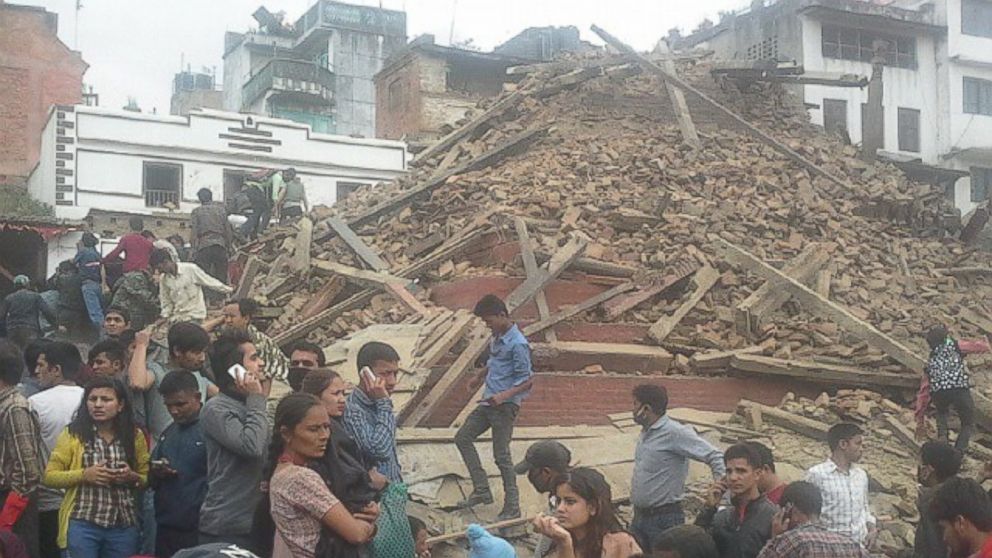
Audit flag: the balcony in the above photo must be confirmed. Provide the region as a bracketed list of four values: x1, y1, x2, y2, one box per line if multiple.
[242, 58, 334, 108]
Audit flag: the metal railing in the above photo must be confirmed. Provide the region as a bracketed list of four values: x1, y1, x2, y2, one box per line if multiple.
[145, 189, 180, 208]
[242, 58, 334, 107]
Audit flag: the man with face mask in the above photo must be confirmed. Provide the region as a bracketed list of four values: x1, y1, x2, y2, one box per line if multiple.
[630, 383, 725, 553]
[514, 440, 571, 557]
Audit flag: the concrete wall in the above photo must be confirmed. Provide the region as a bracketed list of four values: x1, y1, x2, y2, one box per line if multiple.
[0, 4, 86, 180]
[28, 106, 407, 220]
[332, 28, 405, 138]
[171, 89, 225, 116]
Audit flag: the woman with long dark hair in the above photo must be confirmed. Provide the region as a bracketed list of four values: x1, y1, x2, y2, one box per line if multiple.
[43, 376, 149, 558]
[267, 393, 379, 558]
[532, 467, 641, 558]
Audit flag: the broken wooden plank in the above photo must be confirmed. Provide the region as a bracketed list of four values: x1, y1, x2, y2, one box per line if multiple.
[603, 260, 698, 320]
[939, 267, 992, 277]
[883, 415, 921, 451]
[715, 239, 926, 372]
[648, 265, 719, 343]
[815, 269, 833, 299]
[233, 256, 261, 300]
[728, 354, 918, 390]
[506, 235, 587, 312]
[532, 342, 673, 373]
[384, 282, 430, 316]
[289, 217, 313, 275]
[738, 399, 830, 440]
[689, 345, 767, 372]
[535, 252, 637, 278]
[735, 243, 830, 336]
[656, 39, 701, 149]
[327, 216, 389, 272]
[591, 24, 851, 191]
[312, 259, 409, 288]
[400, 326, 490, 426]
[521, 282, 636, 337]
[414, 311, 476, 370]
[515, 217, 556, 342]
[299, 276, 346, 321]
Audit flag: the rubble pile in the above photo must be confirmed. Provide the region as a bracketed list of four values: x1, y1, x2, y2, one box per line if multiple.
[244, 49, 991, 379]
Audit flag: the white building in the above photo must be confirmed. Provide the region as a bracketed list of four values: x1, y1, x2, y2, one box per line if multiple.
[27, 104, 407, 274]
[680, 0, 992, 215]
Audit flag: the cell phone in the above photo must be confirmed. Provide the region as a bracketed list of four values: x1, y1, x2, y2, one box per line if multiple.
[360, 366, 377, 385]
[150, 459, 169, 468]
[227, 363, 247, 383]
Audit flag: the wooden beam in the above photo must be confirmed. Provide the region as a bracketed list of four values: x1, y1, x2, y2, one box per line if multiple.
[521, 282, 636, 337]
[689, 345, 767, 372]
[883, 415, 921, 451]
[728, 354, 918, 390]
[414, 311, 476, 370]
[327, 216, 389, 272]
[939, 267, 992, 277]
[648, 265, 719, 343]
[312, 259, 408, 288]
[603, 260, 698, 320]
[590, 25, 851, 191]
[735, 244, 830, 335]
[715, 239, 926, 372]
[514, 217, 556, 342]
[233, 256, 261, 300]
[299, 276, 346, 321]
[738, 400, 830, 440]
[534, 252, 637, 278]
[533, 342, 673, 372]
[656, 40, 701, 149]
[506, 235, 587, 312]
[400, 327, 490, 426]
[289, 217, 313, 275]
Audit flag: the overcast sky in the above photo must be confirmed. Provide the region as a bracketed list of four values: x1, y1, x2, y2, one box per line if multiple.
[27, 0, 745, 114]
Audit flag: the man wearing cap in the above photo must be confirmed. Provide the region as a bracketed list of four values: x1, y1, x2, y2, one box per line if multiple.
[515, 440, 572, 557]
[0, 276, 56, 350]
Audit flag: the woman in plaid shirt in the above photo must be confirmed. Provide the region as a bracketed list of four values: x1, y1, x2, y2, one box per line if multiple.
[43, 377, 149, 558]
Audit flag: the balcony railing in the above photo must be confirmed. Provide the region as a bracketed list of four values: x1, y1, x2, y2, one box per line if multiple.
[242, 58, 334, 108]
[145, 189, 180, 208]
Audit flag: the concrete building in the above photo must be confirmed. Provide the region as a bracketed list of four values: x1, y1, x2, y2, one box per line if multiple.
[679, 0, 992, 215]
[223, 0, 406, 138]
[26, 104, 407, 275]
[171, 69, 225, 116]
[0, 0, 87, 182]
[375, 35, 525, 144]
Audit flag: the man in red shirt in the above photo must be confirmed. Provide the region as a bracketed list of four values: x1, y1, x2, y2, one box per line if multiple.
[930, 477, 992, 557]
[102, 216, 154, 274]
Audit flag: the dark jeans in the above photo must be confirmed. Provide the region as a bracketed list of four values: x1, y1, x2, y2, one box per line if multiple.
[280, 206, 303, 223]
[933, 388, 975, 451]
[157, 525, 199, 557]
[454, 403, 520, 509]
[6, 325, 39, 351]
[194, 245, 229, 284]
[40, 509, 60, 558]
[631, 505, 685, 552]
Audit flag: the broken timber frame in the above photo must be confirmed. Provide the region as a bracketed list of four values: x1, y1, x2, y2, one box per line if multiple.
[728, 354, 919, 390]
[311, 259, 428, 316]
[648, 265, 719, 343]
[735, 243, 831, 336]
[655, 39, 701, 149]
[327, 216, 389, 272]
[515, 217, 556, 342]
[591, 24, 852, 191]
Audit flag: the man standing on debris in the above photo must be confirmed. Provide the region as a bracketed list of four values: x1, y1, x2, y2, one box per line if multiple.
[75, 232, 107, 330]
[756, 481, 870, 558]
[630, 383, 725, 552]
[191, 188, 233, 285]
[695, 443, 777, 558]
[0, 275, 56, 350]
[916, 325, 989, 452]
[805, 423, 876, 548]
[514, 440, 572, 557]
[915, 441, 962, 558]
[454, 294, 533, 521]
[274, 168, 309, 224]
[150, 249, 233, 325]
[110, 266, 160, 331]
[102, 216, 154, 277]
[928, 477, 992, 558]
[747, 442, 787, 505]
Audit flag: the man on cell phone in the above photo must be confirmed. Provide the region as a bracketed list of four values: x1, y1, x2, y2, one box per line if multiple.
[343, 342, 402, 483]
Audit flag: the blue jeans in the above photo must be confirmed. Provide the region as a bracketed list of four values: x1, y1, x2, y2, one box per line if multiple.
[66, 519, 139, 558]
[80, 280, 105, 329]
[631, 507, 686, 552]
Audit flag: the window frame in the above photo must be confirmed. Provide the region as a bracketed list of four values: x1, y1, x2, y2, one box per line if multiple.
[820, 24, 917, 69]
[964, 77, 992, 116]
[962, 0, 992, 39]
[142, 162, 183, 208]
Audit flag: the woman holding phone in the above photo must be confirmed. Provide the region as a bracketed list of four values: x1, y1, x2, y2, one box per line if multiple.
[43, 376, 149, 558]
[532, 467, 641, 558]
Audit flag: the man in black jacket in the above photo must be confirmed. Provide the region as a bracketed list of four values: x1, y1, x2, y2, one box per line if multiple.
[695, 443, 778, 558]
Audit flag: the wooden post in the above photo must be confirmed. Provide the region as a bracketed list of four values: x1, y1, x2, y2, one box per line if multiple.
[861, 40, 886, 162]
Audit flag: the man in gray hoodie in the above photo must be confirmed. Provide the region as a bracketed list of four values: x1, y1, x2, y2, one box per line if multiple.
[197, 329, 269, 548]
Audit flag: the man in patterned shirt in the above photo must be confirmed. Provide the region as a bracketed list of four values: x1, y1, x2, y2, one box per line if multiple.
[757, 481, 869, 558]
[805, 423, 876, 547]
[0, 339, 45, 557]
[343, 342, 401, 483]
[109, 267, 160, 331]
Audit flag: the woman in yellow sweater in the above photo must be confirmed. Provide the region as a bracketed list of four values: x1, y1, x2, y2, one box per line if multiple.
[43, 376, 148, 558]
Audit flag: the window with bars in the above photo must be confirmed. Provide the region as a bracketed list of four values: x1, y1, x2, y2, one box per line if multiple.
[973, 167, 992, 203]
[964, 77, 992, 116]
[746, 36, 779, 60]
[143, 162, 182, 208]
[821, 25, 917, 69]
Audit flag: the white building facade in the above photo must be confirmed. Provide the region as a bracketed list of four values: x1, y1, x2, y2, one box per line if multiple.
[681, 0, 992, 215]
[27, 105, 407, 274]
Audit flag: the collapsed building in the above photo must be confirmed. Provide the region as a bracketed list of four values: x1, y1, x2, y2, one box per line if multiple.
[236, 27, 992, 554]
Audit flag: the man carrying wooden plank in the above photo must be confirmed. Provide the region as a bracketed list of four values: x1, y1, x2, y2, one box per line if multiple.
[454, 295, 534, 520]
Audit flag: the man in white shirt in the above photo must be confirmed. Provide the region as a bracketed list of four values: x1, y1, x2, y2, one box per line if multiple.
[805, 423, 877, 548]
[27, 340, 84, 558]
[150, 249, 232, 325]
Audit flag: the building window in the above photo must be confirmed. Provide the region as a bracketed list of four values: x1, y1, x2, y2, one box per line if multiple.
[964, 77, 992, 116]
[897, 108, 921, 153]
[746, 36, 779, 60]
[821, 25, 917, 69]
[823, 99, 848, 136]
[337, 181, 366, 202]
[973, 167, 992, 203]
[861, 102, 884, 146]
[962, 0, 992, 38]
[143, 162, 182, 208]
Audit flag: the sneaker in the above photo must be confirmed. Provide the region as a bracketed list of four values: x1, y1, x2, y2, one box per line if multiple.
[455, 491, 494, 509]
[496, 505, 521, 521]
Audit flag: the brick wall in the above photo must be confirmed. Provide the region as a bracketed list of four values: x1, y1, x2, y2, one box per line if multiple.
[375, 54, 423, 140]
[0, 4, 86, 180]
